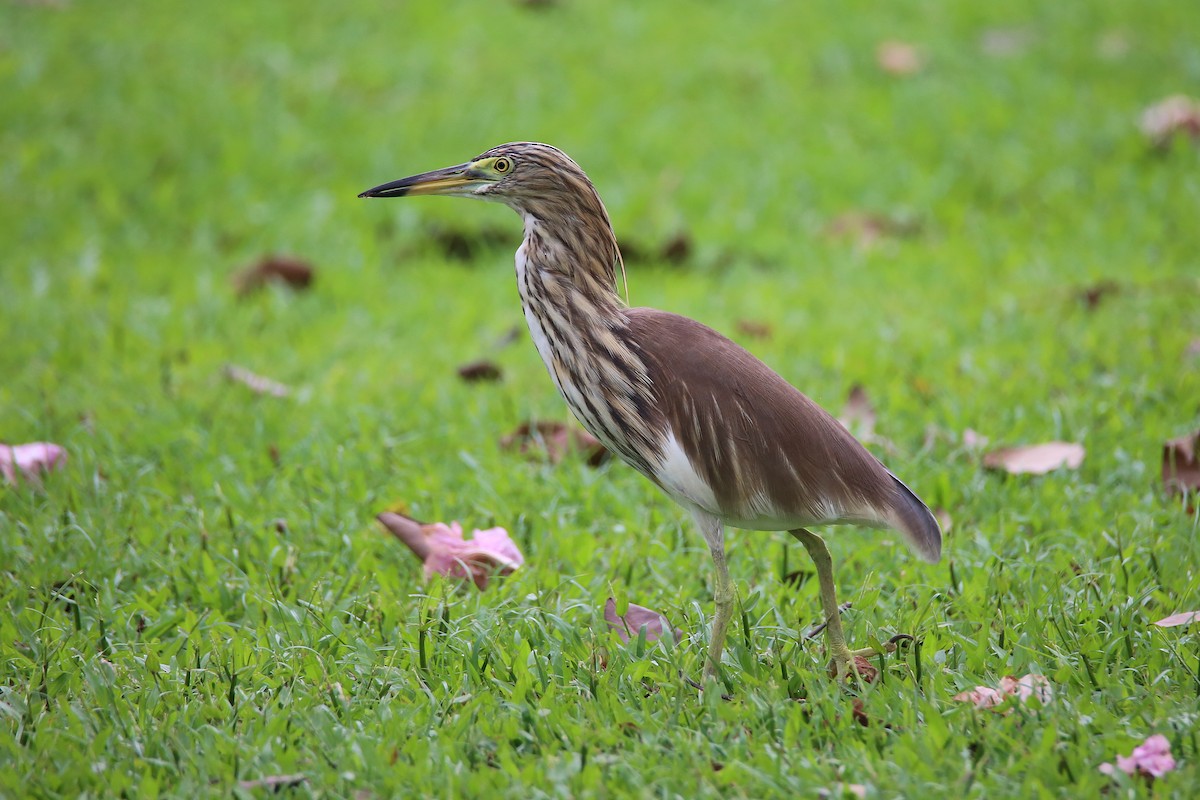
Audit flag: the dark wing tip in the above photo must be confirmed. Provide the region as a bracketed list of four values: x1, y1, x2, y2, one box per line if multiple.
[888, 473, 942, 563]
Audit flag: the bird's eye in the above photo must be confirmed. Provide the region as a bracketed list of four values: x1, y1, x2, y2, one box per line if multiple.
[493, 157, 512, 174]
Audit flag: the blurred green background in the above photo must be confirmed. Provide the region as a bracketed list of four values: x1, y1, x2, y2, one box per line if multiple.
[2, 0, 1199, 797]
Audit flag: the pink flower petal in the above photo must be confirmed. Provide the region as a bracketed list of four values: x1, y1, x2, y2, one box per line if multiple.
[604, 597, 678, 644]
[1101, 734, 1177, 779]
[377, 513, 524, 590]
[0, 442, 68, 487]
[953, 674, 1052, 710]
[1153, 610, 1200, 627]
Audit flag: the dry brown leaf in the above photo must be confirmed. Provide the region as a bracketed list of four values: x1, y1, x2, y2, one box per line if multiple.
[1154, 610, 1200, 628]
[457, 360, 503, 383]
[1162, 432, 1200, 496]
[876, 40, 923, 76]
[232, 255, 314, 296]
[838, 384, 876, 439]
[735, 319, 773, 340]
[1140, 95, 1200, 149]
[983, 442, 1084, 475]
[659, 232, 692, 265]
[224, 364, 291, 397]
[500, 421, 609, 466]
[1077, 280, 1121, 310]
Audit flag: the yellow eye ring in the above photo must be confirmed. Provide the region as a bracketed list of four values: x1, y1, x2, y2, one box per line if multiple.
[494, 157, 512, 173]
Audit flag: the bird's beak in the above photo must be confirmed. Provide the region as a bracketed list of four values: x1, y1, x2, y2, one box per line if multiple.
[358, 162, 487, 198]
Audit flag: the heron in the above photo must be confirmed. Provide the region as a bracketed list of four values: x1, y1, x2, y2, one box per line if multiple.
[360, 142, 941, 681]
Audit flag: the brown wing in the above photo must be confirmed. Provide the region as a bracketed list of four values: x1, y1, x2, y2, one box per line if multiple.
[626, 308, 940, 562]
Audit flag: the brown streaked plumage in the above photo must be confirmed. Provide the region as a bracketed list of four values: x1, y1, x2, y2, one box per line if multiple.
[360, 142, 941, 682]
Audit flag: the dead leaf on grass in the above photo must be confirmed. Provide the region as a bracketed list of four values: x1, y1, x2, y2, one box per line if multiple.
[876, 40, 923, 76]
[979, 28, 1034, 58]
[237, 774, 308, 791]
[1077, 280, 1121, 310]
[603, 597, 679, 644]
[1139, 95, 1200, 149]
[457, 360, 503, 383]
[1153, 610, 1200, 628]
[224, 364, 291, 398]
[377, 511, 524, 590]
[838, 384, 876, 439]
[1162, 431, 1200, 496]
[983, 442, 1084, 475]
[954, 674, 1053, 710]
[735, 319, 774, 340]
[232, 255, 314, 296]
[660, 232, 692, 265]
[500, 421, 609, 467]
[825, 211, 921, 248]
[0, 442, 68, 487]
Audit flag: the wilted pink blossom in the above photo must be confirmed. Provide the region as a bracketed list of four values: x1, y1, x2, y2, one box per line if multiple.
[953, 673, 1052, 710]
[0, 442, 67, 487]
[604, 597, 679, 644]
[377, 512, 523, 590]
[1100, 734, 1176, 780]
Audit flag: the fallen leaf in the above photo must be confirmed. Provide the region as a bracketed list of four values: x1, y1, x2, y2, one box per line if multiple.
[1077, 280, 1121, 310]
[825, 211, 921, 248]
[829, 655, 878, 684]
[1100, 734, 1176, 781]
[659, 232, 692, 265]
[457, 360, 503, 383]
[232, 255, 314, 296]
[876, 40, 922, 76]
[1139, 95, 1200, 149]
[982, 442, 1084, 475]
[603, 597, 679, 644]
[1162, 431, 1200, 496]
[979, 28, 1034, 57]
[237, 774, 308, 790]
[953, 673, 1052, 711]
[735, 319, 773, 340]
[961, 428, 989, 449]
[430, 225, 510, 261]
[377, 511, 523, 590]
[0, 442, 67, 487]
[224, 364, 291, 398]
[500, 421, 609, 467]
[838, 384, 876, 439]
[1153, 610, 1200, 628]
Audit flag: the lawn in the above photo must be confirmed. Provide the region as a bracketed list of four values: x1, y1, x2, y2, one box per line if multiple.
[2, 0, 1199, 796]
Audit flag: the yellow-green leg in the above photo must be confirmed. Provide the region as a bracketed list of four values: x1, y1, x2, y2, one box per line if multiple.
[693, 511, 734, 682]
[790, 528, 893, 680]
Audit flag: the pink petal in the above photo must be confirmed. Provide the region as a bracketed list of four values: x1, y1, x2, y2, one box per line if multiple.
[1015, 673, 1053, 704]
[952, 686, 1007, 709]
[470, 527, 525, 568]
[1098, 762, 1115, 776]
[0, 442, 68, 487]
[604, 597, 677, 644]
[1153, 610, 1200, 627]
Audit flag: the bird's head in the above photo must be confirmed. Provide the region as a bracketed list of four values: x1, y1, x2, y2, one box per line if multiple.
[358, 142, 599, 217]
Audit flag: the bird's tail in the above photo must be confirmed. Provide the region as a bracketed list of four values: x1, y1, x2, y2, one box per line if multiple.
[885, 472, 942, 563]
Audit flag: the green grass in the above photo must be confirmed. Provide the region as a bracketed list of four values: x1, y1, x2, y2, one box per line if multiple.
[3, 0, 1200, 796]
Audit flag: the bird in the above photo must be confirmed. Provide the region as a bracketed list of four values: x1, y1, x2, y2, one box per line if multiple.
[359, 142, 941, 682]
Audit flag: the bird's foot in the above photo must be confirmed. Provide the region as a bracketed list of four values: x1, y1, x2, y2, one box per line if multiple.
[828, 634, 914, 683]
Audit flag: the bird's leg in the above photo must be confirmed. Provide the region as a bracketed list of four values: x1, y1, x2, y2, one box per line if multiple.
[693, 512, 733, 683]
[789, 528, 897, 681]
